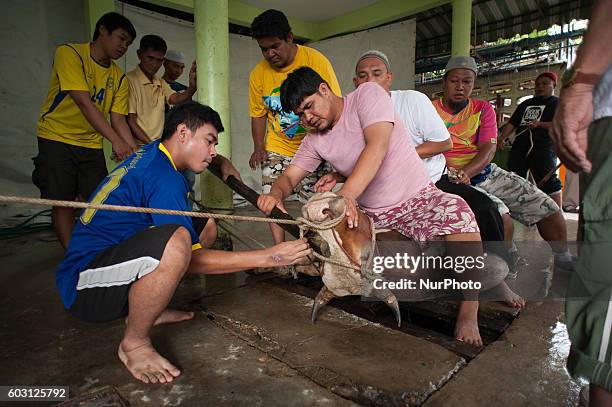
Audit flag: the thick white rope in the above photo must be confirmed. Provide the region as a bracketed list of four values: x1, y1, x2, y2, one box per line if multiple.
[0, 194, 363, 272]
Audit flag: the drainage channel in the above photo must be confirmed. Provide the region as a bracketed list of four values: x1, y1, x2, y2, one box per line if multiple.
[267, 274, 520, 361]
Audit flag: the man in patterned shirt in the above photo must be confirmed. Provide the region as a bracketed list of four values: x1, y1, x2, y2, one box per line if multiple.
[248, 9, 341, 244]
[433, 56, 574, 271]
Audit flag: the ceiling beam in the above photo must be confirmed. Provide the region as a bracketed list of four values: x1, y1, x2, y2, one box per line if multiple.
[227, 0, 318, 39]
[140, 0, 448, 41]
[142, 0, 319, 39]
[141, 0, 192, 13]
[313, 0, 450, 41]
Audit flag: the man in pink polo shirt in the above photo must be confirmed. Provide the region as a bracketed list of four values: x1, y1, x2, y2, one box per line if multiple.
[258, 67, 523, 346]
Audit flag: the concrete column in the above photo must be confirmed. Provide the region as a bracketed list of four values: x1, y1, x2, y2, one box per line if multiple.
[451, 0, 472, 56]
[84, 0, 115, 39]
[194, 0, 233, 248]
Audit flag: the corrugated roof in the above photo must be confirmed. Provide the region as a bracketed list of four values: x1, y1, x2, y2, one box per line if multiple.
[415, 0, 593, 58]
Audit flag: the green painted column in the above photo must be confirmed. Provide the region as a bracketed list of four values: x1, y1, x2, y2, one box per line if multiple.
[84, 0, 115, 39]
[84, 0, 117, 171]
[194, 0, 234, 248]
[451, 0, 472, 56]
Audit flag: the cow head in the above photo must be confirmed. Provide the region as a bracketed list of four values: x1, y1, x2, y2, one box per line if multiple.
[301, 192, 401, 326]
[301, 191, 346, 223]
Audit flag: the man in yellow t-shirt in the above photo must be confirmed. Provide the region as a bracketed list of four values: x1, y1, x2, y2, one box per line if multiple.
[248, 9, 341, 243]
[34, 12, 138, 250]
[126, 35, 196, 144]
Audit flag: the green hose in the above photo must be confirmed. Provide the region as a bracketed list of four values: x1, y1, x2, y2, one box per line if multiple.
[0, 209, 52, 237]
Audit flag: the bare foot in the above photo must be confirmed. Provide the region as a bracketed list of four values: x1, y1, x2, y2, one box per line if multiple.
[118, 340, 181, 384]
[492, 282, 525, 309]
[455, 300, 483, 347]
[126, 309, 195, 326]
[154, 309, 195, 325]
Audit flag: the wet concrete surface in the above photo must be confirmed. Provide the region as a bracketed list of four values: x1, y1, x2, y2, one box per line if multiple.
[0, 204, 584, 406]
[423, 301, 582, 407]
[204, 283, 465, 406]
[0, 232, 354, 407]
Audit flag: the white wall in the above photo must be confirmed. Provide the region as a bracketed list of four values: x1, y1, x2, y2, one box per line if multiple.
[117, 3, 265, 200]
[310, 20, 416, 94]
[0, 0, 87, 217]
[0, 1, 416, 216]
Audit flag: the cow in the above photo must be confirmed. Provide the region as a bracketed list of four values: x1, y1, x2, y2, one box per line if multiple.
[297, 192, 511, 327]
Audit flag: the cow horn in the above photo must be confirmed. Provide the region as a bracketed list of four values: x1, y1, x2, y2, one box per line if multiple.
[361, 257, 401, 326]
[311, 286, 336, 323]
[371, 288, 401, 327]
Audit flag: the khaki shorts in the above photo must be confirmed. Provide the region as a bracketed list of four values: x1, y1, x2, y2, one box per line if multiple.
[473, 185, 510, 216]
[474, 163, 559, 226]
[262, 152, 332, 203]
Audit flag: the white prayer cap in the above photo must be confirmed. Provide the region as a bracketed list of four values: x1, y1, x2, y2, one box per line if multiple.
[165, 50, 185, 64]
[356, 50, 391, 72]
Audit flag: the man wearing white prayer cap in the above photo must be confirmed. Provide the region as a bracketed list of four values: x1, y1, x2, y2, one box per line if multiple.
[162, 49, 188, 93]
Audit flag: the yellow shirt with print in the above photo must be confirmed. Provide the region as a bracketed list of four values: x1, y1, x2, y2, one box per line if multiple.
[37, 43, 129, 149]
[249, 45, 341, 157]
[127, 65, 176, 142]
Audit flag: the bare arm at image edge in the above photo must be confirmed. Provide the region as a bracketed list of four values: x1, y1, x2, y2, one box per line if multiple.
[551, 0, 612, 172]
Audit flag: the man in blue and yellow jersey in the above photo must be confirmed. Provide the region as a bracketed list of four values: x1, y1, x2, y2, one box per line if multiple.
[33, 12, 139, 249]
[248, 9, 341, 244]
[56, 102, 311, 384]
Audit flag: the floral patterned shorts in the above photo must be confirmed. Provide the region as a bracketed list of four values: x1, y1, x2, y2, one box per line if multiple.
[364, 182, 480, 242]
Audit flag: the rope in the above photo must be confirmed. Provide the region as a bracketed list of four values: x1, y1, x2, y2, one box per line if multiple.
[197, 193, 363, 272]
[526, 127, 534, 157]
[0, 194, 364, 272]
[514, 126, 530, 138]
[296, 212, 362, 272]
[0, 195, 300, 226]
[509, 127, 562, 188]
[190, 198, 266, 249]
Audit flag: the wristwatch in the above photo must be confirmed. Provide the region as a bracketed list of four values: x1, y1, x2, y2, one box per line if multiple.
[562, 67, 602, 89]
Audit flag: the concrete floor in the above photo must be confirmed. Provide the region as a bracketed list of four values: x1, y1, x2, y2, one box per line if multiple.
[0, 203, 584, 406]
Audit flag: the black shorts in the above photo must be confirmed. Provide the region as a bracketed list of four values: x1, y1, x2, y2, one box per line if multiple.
[69, 224, 183, 322]
[32, 137, 108, 202]
[507, 141, 563, 194]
